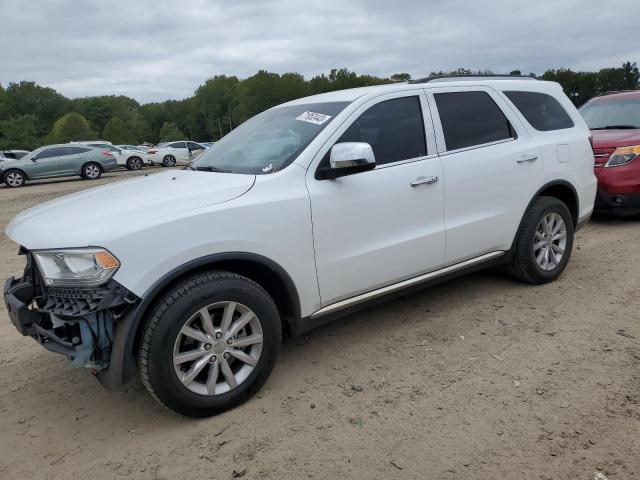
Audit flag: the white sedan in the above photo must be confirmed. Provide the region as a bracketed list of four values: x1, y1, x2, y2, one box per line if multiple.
[148, 141, 207, 167]
[76, 142, 151, 170]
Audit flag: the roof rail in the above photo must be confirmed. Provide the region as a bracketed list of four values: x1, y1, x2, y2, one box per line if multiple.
[595, 89, 639, 97]
[408, 74, 537, 84]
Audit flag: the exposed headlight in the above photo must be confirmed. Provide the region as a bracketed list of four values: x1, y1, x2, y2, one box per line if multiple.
[605, 145, 640, 167]
[32, 248, 120, 287]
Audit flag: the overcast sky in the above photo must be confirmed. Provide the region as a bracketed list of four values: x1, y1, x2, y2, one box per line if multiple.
[1, 0, 638, 103]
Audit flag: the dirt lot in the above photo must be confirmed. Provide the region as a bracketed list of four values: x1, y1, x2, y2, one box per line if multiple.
[0, 170, 638, 480]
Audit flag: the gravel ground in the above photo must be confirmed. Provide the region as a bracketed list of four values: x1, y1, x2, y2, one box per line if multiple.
[0, 170, 638, 480]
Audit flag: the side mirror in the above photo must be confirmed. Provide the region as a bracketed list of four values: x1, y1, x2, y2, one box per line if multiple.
[320, 142, 376, 179]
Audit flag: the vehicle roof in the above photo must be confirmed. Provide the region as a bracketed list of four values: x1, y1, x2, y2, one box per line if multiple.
[39, 143, 103, 149]
[587, 90, 640, 102]
[280, 78, 563, 106]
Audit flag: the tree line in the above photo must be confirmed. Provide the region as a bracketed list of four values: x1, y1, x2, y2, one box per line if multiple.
[0, 63, 638, 150]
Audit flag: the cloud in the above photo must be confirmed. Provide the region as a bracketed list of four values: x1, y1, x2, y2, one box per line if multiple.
[1, 0, 637, 103]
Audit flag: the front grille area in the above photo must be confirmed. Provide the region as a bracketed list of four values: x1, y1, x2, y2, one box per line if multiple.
[41, 287, 108, 316]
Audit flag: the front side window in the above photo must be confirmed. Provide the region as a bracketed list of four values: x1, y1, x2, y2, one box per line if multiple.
[169, 142, 186, 149]
[334, 96, 427, 166]
[34, 148, 60, 159]
[435, 91, 514, 151]
[579, 98, 640, 130]
[505, 91, 574, 131]
[187, 142, 204, 151]
[191, 101, 349, 174]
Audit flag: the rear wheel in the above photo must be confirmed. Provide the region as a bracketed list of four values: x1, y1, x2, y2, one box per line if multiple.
[3, 169, 26, 188]
[138, 271, 281, 417]
[162, 155, 176, 167]
[508, 196, 574, 284]
[126, 156, 143, 170]
[82, 162, 102, 180]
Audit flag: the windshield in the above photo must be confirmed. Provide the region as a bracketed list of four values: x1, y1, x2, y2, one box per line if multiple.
[580, 98, 640, 129]
[190, 101, 349, 174]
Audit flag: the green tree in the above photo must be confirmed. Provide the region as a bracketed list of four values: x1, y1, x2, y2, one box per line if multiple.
[158, 121, 185, 142]
[102, 117, 136, 144]
[1, 81, 68, 136]
[47, 113, 96, 144]
[390, 73, 411, 83]
[0, 114, 41, 150]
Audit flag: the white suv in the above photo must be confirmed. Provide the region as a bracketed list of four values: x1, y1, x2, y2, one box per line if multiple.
[4, 78, 596, 417]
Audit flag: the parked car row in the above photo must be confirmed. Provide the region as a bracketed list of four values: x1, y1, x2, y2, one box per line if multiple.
[0, 140, 210, 187]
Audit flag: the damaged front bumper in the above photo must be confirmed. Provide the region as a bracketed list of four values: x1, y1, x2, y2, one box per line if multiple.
[4, 252, 139, 372]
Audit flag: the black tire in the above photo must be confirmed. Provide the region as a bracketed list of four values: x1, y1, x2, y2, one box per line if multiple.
[82, 162, 102, 180]
[138, 270, 282, 417]
[126, 156, 143, 170]
[507, 196, 574, 284]
[162, 155, 176, 167]
[3, 169, 26, 188]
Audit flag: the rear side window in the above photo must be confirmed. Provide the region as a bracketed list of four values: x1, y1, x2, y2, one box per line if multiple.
[336, 96, 427, 165]
[505, 91, 574, 131]
[434, 91, 514, 151]
[59, 146, 90, 155]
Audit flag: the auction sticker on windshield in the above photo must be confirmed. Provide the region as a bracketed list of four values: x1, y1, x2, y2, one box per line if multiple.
[296, 111, 332, 125]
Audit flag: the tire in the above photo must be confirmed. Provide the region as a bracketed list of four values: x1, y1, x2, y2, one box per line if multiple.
[162, 155, 176, 167]
[138, 270, 282, 417]
[126, 156, 143, 170]
[3, 169, 26, 188]
[82, 162, 102, 180]
[507, 196, 574, 284]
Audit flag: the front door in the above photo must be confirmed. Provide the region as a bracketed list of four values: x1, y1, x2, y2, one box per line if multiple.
[24, 147, 60, 178]
[307, 92, 446, 306]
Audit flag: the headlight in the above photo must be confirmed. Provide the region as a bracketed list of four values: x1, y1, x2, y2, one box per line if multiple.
[32, 248, 120, 287]
[605, 145, 640, 167]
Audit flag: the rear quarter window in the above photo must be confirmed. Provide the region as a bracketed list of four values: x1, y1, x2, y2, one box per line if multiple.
[504, 91, 574, 131]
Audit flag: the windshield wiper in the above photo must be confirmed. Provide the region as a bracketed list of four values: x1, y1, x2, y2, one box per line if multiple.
[193, 166, 233, 173]
[591, 125, 639, 130]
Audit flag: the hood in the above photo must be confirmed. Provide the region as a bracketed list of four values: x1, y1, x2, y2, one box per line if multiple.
[0, 159, 24, 169]
[6, 170, 255, 249]
[591, 129, 640, 149]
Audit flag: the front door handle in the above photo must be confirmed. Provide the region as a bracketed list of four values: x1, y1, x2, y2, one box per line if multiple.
[411, 176, 439, 187]
[517, 154, 538, 164]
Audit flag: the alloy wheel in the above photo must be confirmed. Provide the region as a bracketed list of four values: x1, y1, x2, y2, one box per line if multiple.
[6, 172, 24, 187]
[533, 212, 567, 271]
[85, 164, 100, 179]
[173, 301, 264, 396]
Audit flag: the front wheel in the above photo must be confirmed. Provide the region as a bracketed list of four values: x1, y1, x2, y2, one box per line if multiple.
[507, 196, 574, 284]
[138, 271, 281, 417]
[82, 162, 102, 180]
[4, 169, 26, 188]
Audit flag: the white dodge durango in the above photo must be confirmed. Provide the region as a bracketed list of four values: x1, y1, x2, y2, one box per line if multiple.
[4, 78, 597, 416]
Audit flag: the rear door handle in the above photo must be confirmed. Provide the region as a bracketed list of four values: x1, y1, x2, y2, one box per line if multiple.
[517, 154, 538, 164]
[411, 176, 439, 187]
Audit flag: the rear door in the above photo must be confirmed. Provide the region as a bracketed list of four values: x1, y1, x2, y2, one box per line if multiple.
[25, 147, 61, 178]
[58, 146, 90, 174]
[427, 87, 544, 264]
[169, 142, 189, 162]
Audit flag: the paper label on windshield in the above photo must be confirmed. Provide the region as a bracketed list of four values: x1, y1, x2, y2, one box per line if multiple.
[296, 111, 332, 125]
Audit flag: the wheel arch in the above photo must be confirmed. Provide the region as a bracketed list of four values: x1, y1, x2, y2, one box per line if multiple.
[82, 160, 104, 172]
[98, 252, 301, 390]
[533, 180, 579, 227]
[511, 180, 579, 250]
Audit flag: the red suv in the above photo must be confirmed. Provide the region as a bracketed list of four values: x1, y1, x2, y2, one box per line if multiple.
[580, 90, 640, 216]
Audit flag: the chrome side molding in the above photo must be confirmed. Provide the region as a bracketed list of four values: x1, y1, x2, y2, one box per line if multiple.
[310, 251, 505, 319]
